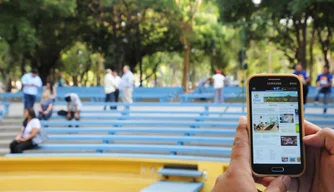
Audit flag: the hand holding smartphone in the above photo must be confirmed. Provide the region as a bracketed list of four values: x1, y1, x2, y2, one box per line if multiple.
[246, 74, 305, 177]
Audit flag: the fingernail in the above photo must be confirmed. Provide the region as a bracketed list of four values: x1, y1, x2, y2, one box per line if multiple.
[281, 176, 291, 188]
[239, 116, 247, 123]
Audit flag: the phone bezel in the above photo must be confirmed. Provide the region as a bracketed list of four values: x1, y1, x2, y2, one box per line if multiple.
[247, 74, 305, 177]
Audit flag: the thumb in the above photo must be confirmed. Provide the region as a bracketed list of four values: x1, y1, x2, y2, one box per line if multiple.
[264, 176, 290, 192]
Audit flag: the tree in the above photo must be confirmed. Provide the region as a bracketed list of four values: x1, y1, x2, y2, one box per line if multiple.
[0, 0, 78, 83]
[217, 0, 334, 72]
[80, 0, 182, 84]
[60, 42, 91, 86]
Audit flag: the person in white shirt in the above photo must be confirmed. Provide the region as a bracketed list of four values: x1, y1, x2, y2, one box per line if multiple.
[112, 71, 122, 109]
[21, 69, 42, 109]
[119, 65, 134, 103]
[10, 108, 40, 153]
[104, 69, 117, 110]
[65, 93, 82, 121]
[212, 70, 225, 103]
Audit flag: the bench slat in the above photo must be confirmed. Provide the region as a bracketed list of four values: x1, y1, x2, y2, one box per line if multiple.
[41, 121, 238, 128]
[5, 153, 230, 162]
[141, 181, 203, 192]
[158, 168, 203, 177]
[35, 144, 231, 155]
[45, 128, 236, 135]
[51, 115, 239, 121]
[51, 110, 334, 118]
[48, 135, 234, 144]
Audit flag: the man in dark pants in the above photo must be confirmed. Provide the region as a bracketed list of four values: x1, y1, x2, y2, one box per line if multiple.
[293, 64, 310, 104]
[21, 69, 42, 109]
[315, 66, 333, 113]
[112, 71, 121, 109]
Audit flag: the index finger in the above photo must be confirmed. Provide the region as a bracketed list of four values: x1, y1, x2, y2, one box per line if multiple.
[229, 116, 251, 172]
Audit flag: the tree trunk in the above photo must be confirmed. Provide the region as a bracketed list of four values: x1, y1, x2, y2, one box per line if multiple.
[182, 42, 190, 92]
[154, 71, 157, 87]
[293, 16, 308, 68]
[301, 17, 308, 68]
[139, 58, 143, 87]
[96, 74, 101, 86]
[73, 76, 78, 86]
[20, 58, 26, 77]
[309, 27, 316, 82]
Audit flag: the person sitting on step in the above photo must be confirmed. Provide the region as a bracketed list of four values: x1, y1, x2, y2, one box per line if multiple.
[10, 108, 41, 153]
[38, 92, 53, 120]
[65, 93, 82, 124]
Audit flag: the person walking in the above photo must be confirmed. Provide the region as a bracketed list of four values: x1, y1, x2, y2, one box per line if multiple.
[293, 64, 310, 104]
[120, 65, 134, 103]
[112, 71, 122, 109]
[103, 69, 116, 110]
[212, 70, 225, 103]
[314, 65, 332, 113]
[21, 69, 42, 109]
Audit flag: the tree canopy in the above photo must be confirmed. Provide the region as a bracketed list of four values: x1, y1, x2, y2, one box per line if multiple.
[0, 0, 333, 90]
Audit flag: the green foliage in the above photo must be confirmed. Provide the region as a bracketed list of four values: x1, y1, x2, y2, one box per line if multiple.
[61, 42, 90, 76]
[1, 0, 333, 88]
[0, 40, 11, 72]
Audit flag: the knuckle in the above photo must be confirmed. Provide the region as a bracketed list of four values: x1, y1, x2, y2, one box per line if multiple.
[233, 136, 249, 148]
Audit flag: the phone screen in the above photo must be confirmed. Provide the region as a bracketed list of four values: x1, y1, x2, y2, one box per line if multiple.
[248, 76, 304, 174]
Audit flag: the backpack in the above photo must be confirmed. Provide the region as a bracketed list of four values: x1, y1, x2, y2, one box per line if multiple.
[32, 127, 48, 145]
[57, 110, 67, 116]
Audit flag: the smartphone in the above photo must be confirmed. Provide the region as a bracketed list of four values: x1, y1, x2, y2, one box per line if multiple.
[246, 74, 305, 177]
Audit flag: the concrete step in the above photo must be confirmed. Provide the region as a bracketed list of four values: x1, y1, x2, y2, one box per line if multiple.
[0, 148, 10, 155]
[0, 132, 17, 137]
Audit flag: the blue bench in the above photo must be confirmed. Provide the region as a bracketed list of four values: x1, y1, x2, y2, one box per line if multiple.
[5, 153, 230, 162]
[1, 87, 184, 102]
[50, 108, 334, 119]
[141, 181, 203, 192]
[31, 144, 232, 155]
[143, 167, 204, 192]
[41, 121, 238, 128]
[47, 135, 234, 144]
[0, 102, 10, 115]
[51, 115, 239, 121]
[51, 110, 334, 118]
[180, 93, 214, 102]
[51, 101, 334, 110]
[45, 128, 236, 135]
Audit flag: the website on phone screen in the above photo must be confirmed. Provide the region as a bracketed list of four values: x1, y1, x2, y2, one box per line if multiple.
[251, 91, 301, 164]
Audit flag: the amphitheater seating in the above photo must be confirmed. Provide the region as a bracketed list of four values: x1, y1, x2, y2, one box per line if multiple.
[5, 153, 229, 162]
[41, 121, 238, 128]
[51, 110, 334, 118]
[46, 135, 234, 144]
[181, 86, 333, 103]
[5, 101, 334, 162]
[51, 115, 240, 121]
[0, 87, 184, 102]
[45, 127, 236, 135]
